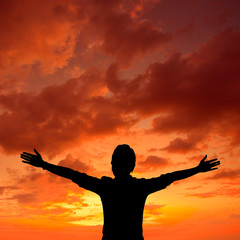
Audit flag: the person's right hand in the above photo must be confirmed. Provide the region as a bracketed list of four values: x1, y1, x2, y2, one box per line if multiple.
[21, 149, 45, 168]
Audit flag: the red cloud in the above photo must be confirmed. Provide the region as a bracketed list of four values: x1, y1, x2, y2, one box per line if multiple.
[186, 189, 240, 198]
[208, 168, 240, 180]
[186, 186, 240, 198]
[0, 186, 18, 195]
[138, 155, 170, 170]
[5, 153, 94, 205]
[0, 0, 171, 99]
[160, 137, 199, 153]
[83, 0, 171, 65]
[0, 28, 239, 156]
[100, 16, 171, 65]
[144, 204, 165, 215]
[9, 193, 37, 204]
[0, 0, 81, 76]
[58, 154, 92, 173]
[0, 69, 134, 156]
[230, 213, 240, 219]
[105, 29, 240, 152]
[0, 0, 170, 84]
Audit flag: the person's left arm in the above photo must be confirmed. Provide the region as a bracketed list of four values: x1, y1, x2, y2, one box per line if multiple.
[145, 155, 220, 194]
[164, 155, 220, 184]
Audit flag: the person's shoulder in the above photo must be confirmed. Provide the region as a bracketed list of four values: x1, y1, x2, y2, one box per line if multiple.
[132, 174, 168, 184]
[131, 176, 147, 183]
[101, 176, 113, 183]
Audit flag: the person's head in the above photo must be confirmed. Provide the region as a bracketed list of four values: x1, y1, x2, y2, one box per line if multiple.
[111, 144, 136, 179]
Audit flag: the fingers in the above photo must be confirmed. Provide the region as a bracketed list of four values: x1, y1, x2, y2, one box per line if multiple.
[22, 160, 30, 164]
[22, 152, 35, 156]
[201, 155, 207, 162]
[208, 160, 220, 168]
[208, 159, 220, 164]
[210, 161, 220, 166]
[21, 153, 34, 160]
[203, 158, 220, 165]
[209, 167, 218, 171]
[34, 148, 41, 156]
[21, 149, 41, 160]
[208, 158, 218, 163]
[21, 154, 32, 160]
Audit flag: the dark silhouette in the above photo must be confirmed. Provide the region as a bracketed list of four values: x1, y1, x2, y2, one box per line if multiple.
[21, 144, 220, 240]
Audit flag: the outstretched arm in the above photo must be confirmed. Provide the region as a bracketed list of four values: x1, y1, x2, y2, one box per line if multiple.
[167, 155, 220, 183]
[21, 149, 76, 180]
[145, 155, 220, 194]
[21, 149, 102, 193]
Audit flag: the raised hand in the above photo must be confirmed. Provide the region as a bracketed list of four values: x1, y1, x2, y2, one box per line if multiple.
[21, 149, 45, 168]
[197, 155, 220, 173]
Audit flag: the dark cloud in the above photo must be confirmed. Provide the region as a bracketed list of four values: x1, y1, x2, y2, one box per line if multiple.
[10, 193, 37, 204]
[106, 29, 240, 152]
[0, 0, 82, 76]
[58, 154, 92, 173]
[82, 0, 171, 65]
[138, 155, 170, 170]
[0, 186, 18, 195]
[0, 69, 134, 156]
[0, 26, 239, 157]
[0, 0, 170, 83]
[160, 137, 199, 153]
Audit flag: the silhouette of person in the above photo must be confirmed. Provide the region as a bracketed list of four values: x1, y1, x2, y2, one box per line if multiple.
[21, 144, 220, 240]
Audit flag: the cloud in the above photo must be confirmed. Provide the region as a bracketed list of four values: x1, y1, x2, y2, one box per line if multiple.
[0, 153, 100, 223]
[186, 187, 240, 198]
[4, 153, 95, 206]
[208, 168, 240, 180]
[144, 204, 165, 215]
[0, 69, 135, 156]
[105, 29, 240, 150]
[0, 0, 82, 76]
[0, 186, 18, 195]
[230, 213, 240, 219]
[160, 137, 198, 153]
[58, 154, 92, 173]
[138, 155, 170, 170]
[83, 0, 171, 65]
[0, 0, 170, 95]
[186, 192, 217, 198]
[185, 186, 201, 190]
[100, 15, 171, 65]
[9, 193, 38, 204]
[0, 28, 240, 157]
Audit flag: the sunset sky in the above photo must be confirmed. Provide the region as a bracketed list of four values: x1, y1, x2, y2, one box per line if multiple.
[0, 0, 240, 239]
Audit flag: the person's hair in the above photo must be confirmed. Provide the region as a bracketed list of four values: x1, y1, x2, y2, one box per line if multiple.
[111, 144, 136, 173]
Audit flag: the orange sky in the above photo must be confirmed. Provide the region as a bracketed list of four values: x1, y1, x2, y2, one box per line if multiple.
[0, 0, 240, 239]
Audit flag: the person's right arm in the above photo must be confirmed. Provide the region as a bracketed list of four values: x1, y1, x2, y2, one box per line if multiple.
[21, 149, 103, 195]
[21, 149, 102, 193]
[21, 149, 76, 180]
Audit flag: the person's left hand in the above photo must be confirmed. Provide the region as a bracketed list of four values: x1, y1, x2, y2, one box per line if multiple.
[197, 155, 220, 172]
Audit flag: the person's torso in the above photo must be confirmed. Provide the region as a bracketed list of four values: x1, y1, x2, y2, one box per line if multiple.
[99, 177, 148, 238]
